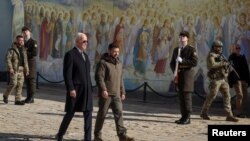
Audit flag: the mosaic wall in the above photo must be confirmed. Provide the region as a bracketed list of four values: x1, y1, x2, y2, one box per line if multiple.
[18, 0, 250, 93]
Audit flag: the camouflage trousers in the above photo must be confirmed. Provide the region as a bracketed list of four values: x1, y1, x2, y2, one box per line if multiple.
[3, 67, 25, 101]
[233, 80, 248, 114]
[201, 79, 233, 117]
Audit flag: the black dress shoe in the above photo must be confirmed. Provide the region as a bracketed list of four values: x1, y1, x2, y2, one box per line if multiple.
[178, 118, 190, 125]
[25, 98, 34, 103]
[119, 134, 135, 141]
[55, 134, 63, 141]
[175, 119, 182, 124]
[15, 101, 25, 105]
[175, 117, 185, 124]
[3, 96, 8, 104]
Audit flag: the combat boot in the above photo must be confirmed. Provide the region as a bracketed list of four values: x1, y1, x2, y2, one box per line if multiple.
[15, 101, 25, 105]
[55, 134, 63, 141]
[119, 134, 135, 141]
[25, 98, 34, 103]
[94, 136, 103, 141]
[28, 93, 35, 103]
[175, 117, 185, 124]
[200, 113, 210, 120]
[3, 95, 8, 104]
[178, 118, 190, 125]
[226, 116, 239, 122]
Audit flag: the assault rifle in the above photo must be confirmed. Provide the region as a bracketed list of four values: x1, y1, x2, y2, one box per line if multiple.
[220, 54, 240, 78]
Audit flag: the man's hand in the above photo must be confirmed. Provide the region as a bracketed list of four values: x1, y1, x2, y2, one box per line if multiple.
[70, 90, 76, 98]
[121, 94, 125, 101]
[102, 90, 109, 99]
[176, 57, 183, 63]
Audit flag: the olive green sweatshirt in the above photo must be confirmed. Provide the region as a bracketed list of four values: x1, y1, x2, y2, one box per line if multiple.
[95, 53, 125, 96]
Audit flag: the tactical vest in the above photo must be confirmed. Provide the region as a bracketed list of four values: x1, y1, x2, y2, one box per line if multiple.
[207, 55, 229, 80]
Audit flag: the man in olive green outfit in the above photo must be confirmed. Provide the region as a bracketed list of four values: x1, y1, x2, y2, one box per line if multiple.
[3, 35, 29, 105]
[200, 40, 238, 122]
[22, 26, 38, 103]
[170, 31, 198, 125]
[94, 43, 134, 141]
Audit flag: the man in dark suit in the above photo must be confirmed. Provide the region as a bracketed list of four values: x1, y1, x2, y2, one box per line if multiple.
[21, 26, 38, 103]
[228, 44, 250, 118]
[56, 33, 93, 141]
[170, 31, 198, 125]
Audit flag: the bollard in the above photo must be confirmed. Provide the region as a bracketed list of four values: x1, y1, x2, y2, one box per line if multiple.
[143, 82, 147, 103]
[36, 72, 39, 89]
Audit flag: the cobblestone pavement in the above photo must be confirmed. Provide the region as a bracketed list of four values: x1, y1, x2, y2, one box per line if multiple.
[0, 82, 250, 141]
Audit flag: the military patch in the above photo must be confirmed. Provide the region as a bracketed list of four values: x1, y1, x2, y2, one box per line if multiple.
[34, 44, 37, 48]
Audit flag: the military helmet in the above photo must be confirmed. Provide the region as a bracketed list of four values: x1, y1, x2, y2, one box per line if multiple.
[212, 40, 223, 48]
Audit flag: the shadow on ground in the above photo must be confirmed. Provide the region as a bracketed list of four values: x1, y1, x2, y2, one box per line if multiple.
[0, 132, 54, 141]
[0, 82, 230, 116]
[0, 132, 85, 141]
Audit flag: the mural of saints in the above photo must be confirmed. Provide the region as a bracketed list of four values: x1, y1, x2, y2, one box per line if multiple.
[20, 0, 250, 92]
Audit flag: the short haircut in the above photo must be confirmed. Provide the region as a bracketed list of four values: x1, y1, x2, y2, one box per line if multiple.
[179, 31, 189, 38]
[16, 35, 24, 40]
[21, 26, 30, 32]
[108, 42, 119, 50]
[75, 32, 86, 42]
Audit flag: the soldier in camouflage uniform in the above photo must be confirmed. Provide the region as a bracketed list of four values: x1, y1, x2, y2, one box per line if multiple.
[3, 35, 29, 105]
[22, 26, 38, 103]
[200, 40, 238, 122]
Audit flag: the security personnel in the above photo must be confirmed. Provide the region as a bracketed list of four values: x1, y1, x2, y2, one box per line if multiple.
[22, 26, 38, 103]
[170, 31, 198, 124]
[200, 40, 238, 122]
[228, 44, 250, 118]
[3, 35, 29, 105]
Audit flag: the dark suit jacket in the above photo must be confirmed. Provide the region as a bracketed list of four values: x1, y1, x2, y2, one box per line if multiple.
[63, 47, 93, 112]
[170, 45, 198, 92]
[228, 53, 250, 88]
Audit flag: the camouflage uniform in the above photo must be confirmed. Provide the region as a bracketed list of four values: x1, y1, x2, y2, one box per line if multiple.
[201, 41, 237, 121]
[3, 43, 29, 102]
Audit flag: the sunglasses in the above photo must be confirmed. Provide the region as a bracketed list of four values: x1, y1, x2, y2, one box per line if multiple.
[81, 40, 88, 44]
[214, 46, 222, 48]
[236, 47, 241, 50]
